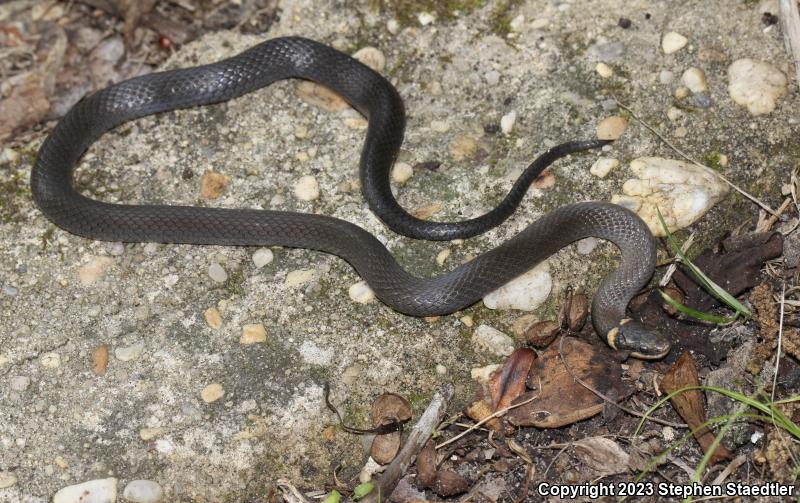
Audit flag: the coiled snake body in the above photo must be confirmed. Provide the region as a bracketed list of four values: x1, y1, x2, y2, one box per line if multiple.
[31, 36, 670, 359]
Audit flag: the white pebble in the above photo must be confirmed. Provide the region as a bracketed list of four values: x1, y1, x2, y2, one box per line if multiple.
[387, 19, 400, 35]
[472, 325, 515, 357]
[436, 249, 451, 266]
[727, 58, 787, 115]
[114, 342, 144, 362]
[391, 162, 413, 183]
[595, 62, 613, 78]
[348, 281, 376, 304]
[294, 175, 320, 201]
[483, 261, 551, 311]
[500, 110, 517, 135]
[53, 478, 117, 503]
[252, 248, 274, 268]
[40, 352, 60, 368]
[576, 237, 598, 255]
[667, 107, 683, 121]
[122, 480, 163, 503]
[9, 375, 30, 392]
[661, 32, 688, 54]
[353, 47, 386, 73]
[484, 70, 501, 86]
[435, 364, 447, 375]
[659, 70, 674, 84]
[285, 269, 315, 287]
[471, 364, 501, 383]
[509, 14, 525, 32]
[430, 120, 450, 133]
[108, 242, 125, 256]
[681, 67, 708, 93]
[0, 472, 17, 489]
[208, 263, 228, 283]
[589, 157, 620, 178]
[418, 12, 435, 25]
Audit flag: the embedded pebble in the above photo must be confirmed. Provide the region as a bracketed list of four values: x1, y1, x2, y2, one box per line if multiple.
[589, 157, 619, 178]
[662, 32, 688, 54]
[576, 237, 599, 255]
[391, 162, 414, 183]
[659, 70, 674, 84]
[348, 281, 375, 304]
[531, 18, 549, 29]
[3, 285, 18, 296]
[674, 86, 690, 99]
[252, 248, 274, 268]
[483, 261, 551, 311]
[139, 427, 165, 441]
[588, 41, 625, 62]
[0, 472, 17, 489]
[122, 480, 163, 503]
[108, 242, 125, 256]
[114, 342, 144, 362]
[430, 120, 450, 133]
[208, 263, 228, 283]
[460, 315, 473, 327]
[201, 383, 225, 403]
[352, 47, 386, 73]
[40, 352, 60, 368]
[0, 354, 9, 366]
[200, 171, 228, 199]
[484, 70, 501, 86]
[436, 364, 447, 375]
[611, 157, 729, 236]
[436, 249, 451, 266]
[53, 478, 117, 503]
[595, 116, 627, 140]
[667, 107, 683, 121]
[78, 256, 114, 285]
[204, 307, 222, 329]
[294, 175, 320, 201]
[295, 81, 347, 112]
[240, 324, 267, 344]
[285, 269, 315, 286]
[471, 364, 501, 383]
[472, 325, 515, 357]
[10, 375, 30, 392]
[449, 135, 478, 161]
[727, 59, 787, 115]
[387, 19, 399, 35]
[681, 67, 708, 93]
[595, 62, 613, 78]
[500, 111, 517, 135]
[418, 12, 436, 25]
[509, 14, 525, 32]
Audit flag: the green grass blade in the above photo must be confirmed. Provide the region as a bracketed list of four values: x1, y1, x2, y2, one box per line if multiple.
[660, 290, 738, 324]
[656, 208, 751, 318]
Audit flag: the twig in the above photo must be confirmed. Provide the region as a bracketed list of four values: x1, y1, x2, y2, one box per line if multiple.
[711, 455, 746, 485]
[780, 0, 800, 90]
[612, 96, 777, 216]
[757, 197, 793, 233]
[361, 384, 455, 503]
[557, 336, 687, 428]
[276, 479, 311, 503]
[434, 394, 540, 450]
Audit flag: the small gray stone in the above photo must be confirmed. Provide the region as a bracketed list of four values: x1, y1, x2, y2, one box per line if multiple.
[659, 70, 674, 84]
[252, 248, 274, 268]
[208, 263, 228, 283]
[2, 285, 17, 296]
[53, 478, 117, 503]
[115, 343, 144, 362]
[588, 41, 626, 62]
[108, 242, 125, 256]
[123, 479, 164, 503]
[9, 376, 30, 392]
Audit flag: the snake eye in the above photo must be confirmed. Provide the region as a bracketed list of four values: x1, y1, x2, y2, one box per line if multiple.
[608, 319, 670, 360]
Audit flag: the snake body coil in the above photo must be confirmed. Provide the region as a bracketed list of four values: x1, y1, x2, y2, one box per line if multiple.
[31, 36, 670, 359]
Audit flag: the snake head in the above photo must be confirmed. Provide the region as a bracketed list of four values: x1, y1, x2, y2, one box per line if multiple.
[607, 318, 670, 360]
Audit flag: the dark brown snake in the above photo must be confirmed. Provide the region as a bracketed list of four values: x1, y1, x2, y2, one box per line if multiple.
[30, 36, 670, 359]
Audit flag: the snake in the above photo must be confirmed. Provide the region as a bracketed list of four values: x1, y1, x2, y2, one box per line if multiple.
[30, 36, 670, 359]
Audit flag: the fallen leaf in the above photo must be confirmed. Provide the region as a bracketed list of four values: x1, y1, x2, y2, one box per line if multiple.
[371, 431, 401, 465]
[0, 79, 50, 140]
[523, 320, 559, 348]
[660, 352, 732, 464]
[433, 469, 470, 497]
[415, 440, 437, 488]
[573, 437, 631, 475]
[488, 348, 536, 410]
[507, 337, 626, 428]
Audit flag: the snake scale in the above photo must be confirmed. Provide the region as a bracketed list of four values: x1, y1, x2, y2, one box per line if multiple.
[31, 36, 670, 359]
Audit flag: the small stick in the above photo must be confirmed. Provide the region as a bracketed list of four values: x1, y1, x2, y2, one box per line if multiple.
[361, 384, 455, 503]
[434, 394, 539, 450]
[780, 0, 800, 89]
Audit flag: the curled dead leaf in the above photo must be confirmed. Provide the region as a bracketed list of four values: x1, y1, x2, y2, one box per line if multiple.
[488, 348, 536, 410]
[416, 439, 437, 488]
[523, 320, 559, 348]
[433, 469, 470, 497]
[371, 430, 402, 465]
[573, 437, 630, 476]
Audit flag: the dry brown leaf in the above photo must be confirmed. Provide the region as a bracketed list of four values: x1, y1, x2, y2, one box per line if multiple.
[371, 430, 402, 465]
[660, 352, 732, 464]
[432, 469, 470, 497]
[411, 202, 444, 220]
[523, 320, 559, 348]
[507, 337, 625, 428]
[573, 437, 631, 476]
[488, 348, 536, 410]
[415, 439, 437, 488]
[0, 79, 50, 140]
